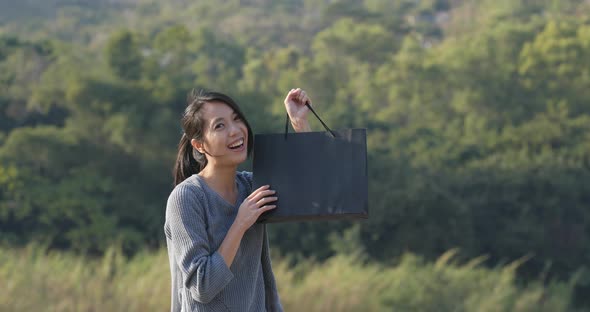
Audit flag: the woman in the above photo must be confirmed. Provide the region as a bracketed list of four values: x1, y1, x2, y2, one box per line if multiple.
[164, 88, 312, 311]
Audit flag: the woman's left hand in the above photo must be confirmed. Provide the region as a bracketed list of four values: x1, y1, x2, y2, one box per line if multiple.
[284, 88, 312, 132]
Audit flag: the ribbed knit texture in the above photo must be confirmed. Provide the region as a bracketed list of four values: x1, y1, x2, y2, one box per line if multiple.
[164, 171, 283, 312]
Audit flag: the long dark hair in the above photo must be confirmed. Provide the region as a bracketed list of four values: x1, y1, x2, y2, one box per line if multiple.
[173, 90, 253, 186]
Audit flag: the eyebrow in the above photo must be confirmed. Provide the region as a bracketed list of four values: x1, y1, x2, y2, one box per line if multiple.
[211, 117, 224, 125]
[210, 112, 237, 125]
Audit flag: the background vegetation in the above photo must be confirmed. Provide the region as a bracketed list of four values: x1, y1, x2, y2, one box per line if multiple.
[0, 245, 582, 311]
[1, 0, 589, 310]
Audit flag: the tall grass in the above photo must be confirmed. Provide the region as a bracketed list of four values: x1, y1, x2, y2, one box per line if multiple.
[0, 245, 578, 311]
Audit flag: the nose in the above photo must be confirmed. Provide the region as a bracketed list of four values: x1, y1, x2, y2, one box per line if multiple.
[228, 120, 240, 136]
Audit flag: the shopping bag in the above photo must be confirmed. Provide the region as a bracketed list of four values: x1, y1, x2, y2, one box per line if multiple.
[253, 104, 368, 223]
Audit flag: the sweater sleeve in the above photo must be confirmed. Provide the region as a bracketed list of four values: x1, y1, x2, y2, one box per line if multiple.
[166, 184, 234, 304]
[261, 224, 283, 311]
[240, 171, 254, 191]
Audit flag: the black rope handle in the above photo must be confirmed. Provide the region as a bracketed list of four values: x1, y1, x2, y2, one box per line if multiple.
[285, 102, 336, 138]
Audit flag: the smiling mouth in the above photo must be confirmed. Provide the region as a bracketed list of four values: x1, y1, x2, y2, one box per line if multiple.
[228, 138, 244, 150]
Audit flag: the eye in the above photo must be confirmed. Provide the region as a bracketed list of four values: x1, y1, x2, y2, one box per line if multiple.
[214, 123, 224, 130]
[233, 115, 242, 121]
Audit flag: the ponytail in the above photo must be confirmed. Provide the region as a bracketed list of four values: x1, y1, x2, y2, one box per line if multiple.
[173, 133, 207, 186]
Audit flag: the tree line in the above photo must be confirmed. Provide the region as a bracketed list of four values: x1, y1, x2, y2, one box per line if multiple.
[1, 0, 589, 305]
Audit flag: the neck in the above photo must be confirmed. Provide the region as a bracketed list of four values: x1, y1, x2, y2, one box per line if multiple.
[198, 163, 238, 194]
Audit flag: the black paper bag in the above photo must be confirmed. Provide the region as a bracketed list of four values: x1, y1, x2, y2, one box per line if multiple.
[253, 104, 368, 223]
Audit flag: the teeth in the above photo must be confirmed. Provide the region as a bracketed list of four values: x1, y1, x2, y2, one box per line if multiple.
[229, 139, 243, 148]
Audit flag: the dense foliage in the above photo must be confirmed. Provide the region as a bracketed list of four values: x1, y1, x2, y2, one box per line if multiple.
[1, 0, 589, 305]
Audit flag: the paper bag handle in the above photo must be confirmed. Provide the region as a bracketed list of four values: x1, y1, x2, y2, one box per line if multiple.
[285, 102, 336, 138]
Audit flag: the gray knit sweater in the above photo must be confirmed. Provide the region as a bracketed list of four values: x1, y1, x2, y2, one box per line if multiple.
[164, 171, 283, 312]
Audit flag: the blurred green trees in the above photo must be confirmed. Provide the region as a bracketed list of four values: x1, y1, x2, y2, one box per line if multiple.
[1, 0, 589, 306]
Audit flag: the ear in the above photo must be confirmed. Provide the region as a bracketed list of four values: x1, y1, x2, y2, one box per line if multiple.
[190, 139, 205, 154]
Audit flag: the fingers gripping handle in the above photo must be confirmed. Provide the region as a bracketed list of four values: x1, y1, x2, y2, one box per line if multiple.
[285, 102, 336, 139]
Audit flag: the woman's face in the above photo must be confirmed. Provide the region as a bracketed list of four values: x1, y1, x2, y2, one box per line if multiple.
[194, 101, 248, 168]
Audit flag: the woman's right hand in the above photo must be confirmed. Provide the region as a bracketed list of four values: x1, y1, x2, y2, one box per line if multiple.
[219, 185, 278, 267]
[234, 185, 277, 232]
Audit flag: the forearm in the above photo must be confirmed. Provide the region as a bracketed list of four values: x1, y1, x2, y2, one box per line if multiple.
[291, 118, 311, 132]
[217, 222, 246, 267]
